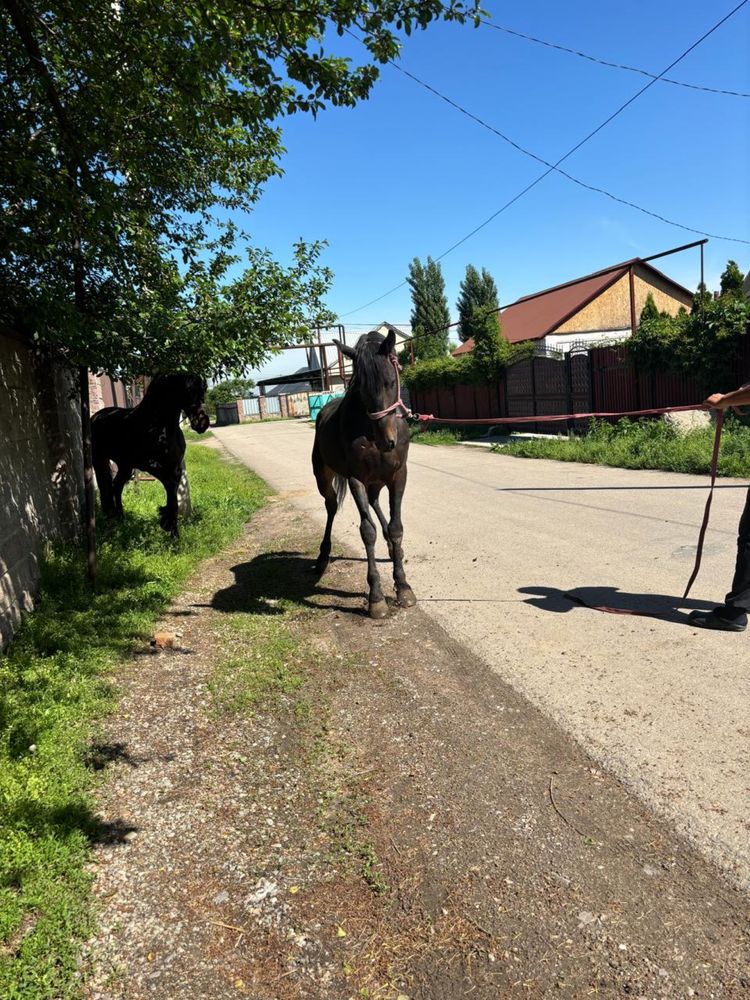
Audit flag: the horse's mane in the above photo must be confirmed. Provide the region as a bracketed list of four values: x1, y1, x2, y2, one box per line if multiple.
[142, 373, 206, 401]
[350, 332, 388, 397]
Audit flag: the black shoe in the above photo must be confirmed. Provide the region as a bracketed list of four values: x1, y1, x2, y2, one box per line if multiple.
[688, 610, 747, 632]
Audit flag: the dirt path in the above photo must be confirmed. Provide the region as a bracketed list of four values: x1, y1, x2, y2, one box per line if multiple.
[213, 420, 750, 890]
[83, 493, 749, 999]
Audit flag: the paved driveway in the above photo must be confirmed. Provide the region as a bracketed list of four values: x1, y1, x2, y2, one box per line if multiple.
[214, 420, 750, 888]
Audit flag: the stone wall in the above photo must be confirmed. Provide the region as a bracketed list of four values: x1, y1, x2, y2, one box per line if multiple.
[0, 330, 83, 646]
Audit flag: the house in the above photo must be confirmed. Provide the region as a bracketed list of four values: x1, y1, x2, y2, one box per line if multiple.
[453, 257, 693, 358]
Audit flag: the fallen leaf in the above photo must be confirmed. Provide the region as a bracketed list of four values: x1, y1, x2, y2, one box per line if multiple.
[289, 885, 300, 894]
[336, 926, 347, 938]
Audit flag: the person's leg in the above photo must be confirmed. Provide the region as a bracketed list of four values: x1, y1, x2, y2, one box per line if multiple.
[721, 485, 750, 621]
[690, 487, 750, 631]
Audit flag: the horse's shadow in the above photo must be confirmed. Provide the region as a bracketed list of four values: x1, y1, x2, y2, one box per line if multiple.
[210, 550, 368, 617]
[519, 585, 711, 625]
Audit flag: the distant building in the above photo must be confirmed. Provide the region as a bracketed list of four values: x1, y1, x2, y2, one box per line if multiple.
[453, 257, 692, 358]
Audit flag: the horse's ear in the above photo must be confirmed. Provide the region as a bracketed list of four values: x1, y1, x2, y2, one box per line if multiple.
[379, 329, 396, 356]
[333, 339, 356, 360]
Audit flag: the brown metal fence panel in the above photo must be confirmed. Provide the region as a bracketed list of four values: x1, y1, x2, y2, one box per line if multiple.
[454, 384, 477, 419]
[410, 336, 750, 430]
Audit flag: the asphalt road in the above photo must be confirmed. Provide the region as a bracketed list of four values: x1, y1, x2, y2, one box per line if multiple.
[214, 420, 750, 889]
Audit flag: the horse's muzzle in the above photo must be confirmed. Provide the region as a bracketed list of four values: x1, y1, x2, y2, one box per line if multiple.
[189, 408, 210, 434]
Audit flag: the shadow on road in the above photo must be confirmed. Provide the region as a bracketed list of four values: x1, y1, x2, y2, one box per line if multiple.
[210, 550, 369, 617]
[519, 585, 711, 624]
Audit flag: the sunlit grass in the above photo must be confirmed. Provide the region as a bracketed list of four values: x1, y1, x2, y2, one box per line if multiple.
[498, 416, 750, 478]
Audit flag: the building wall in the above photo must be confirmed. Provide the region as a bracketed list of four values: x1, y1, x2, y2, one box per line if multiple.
[540, 328, 630, 354]
[0, 331, 83, 647]
[554, 269, 692, 337]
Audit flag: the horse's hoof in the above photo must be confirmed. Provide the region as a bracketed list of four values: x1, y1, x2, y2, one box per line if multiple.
[368, 599, 389, 620]
[397, 587, 417, 608]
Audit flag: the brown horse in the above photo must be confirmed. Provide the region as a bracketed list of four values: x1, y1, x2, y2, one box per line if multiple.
[311, 329, 416, 618]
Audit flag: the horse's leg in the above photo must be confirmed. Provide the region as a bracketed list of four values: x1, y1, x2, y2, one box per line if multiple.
[112, 464, 133, 517]
[368, 484, 394, 559]
[349, 478, 387, 619]
[312, 445, 338, 575]
[93, 452, 117, 516]
[388, 468, 416, 608]
[155, 472, 180, 536]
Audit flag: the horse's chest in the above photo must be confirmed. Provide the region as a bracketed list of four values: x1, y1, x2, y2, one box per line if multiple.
[350, 440, 401, 482]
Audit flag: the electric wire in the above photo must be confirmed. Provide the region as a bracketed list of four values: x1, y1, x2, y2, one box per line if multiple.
[478, 16, 750, 99]
[337, 0, 750, 318]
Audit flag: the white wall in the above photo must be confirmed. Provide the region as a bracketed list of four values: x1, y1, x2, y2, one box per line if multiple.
[540, 328, 631, 354]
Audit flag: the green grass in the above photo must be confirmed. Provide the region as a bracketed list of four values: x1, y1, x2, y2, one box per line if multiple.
[409, 426, 488, 446]
[0, 445, 266, 999]
[498, 416, 750, 478]
[209, 616, 306, 715]
[183, 427, 213, 441]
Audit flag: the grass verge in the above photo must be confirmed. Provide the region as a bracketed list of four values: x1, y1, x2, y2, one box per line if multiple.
[206, 542, 390, 902]
[498, 416, 750, 477]
[0, 444, 266, 999]
[409, 426, 488, 446]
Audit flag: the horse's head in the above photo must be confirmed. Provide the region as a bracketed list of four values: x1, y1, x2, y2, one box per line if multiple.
[149, 373, 210, 432]
[335, 329, 401, 452]
[181, 375, 210, 433]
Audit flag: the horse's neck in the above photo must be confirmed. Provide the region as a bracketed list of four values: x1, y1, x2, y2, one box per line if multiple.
[134, 389, 182, 427]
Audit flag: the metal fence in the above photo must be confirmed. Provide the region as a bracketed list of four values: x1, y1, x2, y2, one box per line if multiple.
[410, 338, 750, 432]
[242, 397, 260, 418]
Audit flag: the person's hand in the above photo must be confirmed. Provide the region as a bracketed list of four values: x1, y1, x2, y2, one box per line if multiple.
[702, 392, 727, 410]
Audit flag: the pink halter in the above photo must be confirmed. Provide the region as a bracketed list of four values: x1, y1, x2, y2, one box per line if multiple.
[367, 355, 413, 421]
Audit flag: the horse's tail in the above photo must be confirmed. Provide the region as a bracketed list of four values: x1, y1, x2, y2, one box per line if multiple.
[334, 474, 348, 511]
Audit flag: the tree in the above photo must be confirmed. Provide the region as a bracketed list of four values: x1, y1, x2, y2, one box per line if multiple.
[1, 0, 480, 379]
[630, 265, 749, 391]
[720, 260, 745, 299]
[456, 265, 499, 343]
[407, 257, 451, 360]
[1, 0, 479, 578]
[470, 305, 509, 381]
[206, 377, 256, 413]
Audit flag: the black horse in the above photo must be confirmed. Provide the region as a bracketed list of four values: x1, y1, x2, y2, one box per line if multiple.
[92, 374, 209, 534]
[312, 329, 416, 618]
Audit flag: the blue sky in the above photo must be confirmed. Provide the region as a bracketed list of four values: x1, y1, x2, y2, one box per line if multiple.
[238, 0, 750, 382]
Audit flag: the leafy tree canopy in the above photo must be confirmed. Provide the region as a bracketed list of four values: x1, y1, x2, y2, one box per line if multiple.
[206, 377, 256, 409]
[470, 304, 509, 380]
[631, 269, 750, 391]
[407, 256, 451, 360]
[456, 264, 498, 343]
[720, 260, 745, 298]
[1, 0, 479, 378]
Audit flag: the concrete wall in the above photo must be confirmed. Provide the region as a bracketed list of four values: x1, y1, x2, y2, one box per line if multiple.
[0, 330, 83, 647]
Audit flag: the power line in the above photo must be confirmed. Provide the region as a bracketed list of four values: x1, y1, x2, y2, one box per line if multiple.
[337, 1, 750, 318]
[478, 17, 750, 99]
[390, 62, 750, 243]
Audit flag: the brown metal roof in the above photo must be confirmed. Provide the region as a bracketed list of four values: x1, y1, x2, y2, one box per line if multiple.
[453, 259, 693, 355]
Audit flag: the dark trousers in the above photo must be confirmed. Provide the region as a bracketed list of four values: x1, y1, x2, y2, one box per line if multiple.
[724, 486, 750, 618]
